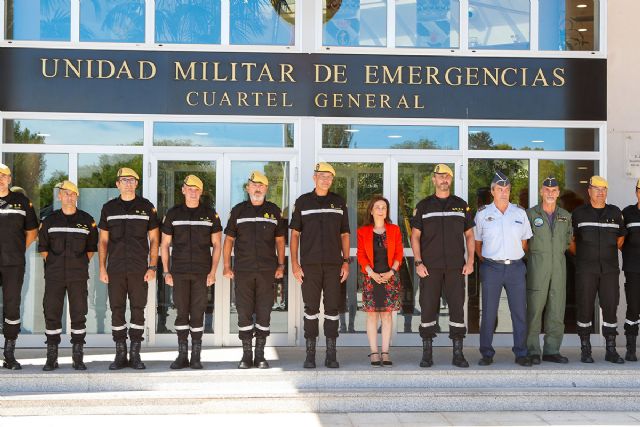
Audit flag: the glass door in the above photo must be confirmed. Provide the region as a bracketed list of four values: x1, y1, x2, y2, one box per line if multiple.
[315, 157, 389, 346]
[390, 157, 464, 347]
[221, 154, 297, 346]
[148, 153, 222, 347]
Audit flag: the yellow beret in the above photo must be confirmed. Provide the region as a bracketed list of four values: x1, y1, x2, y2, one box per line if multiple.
[117, 167, 140, 180]
[589, 176, 608, 189]
[636, 178, 640, 189]
[0, 163, 11, 176]
[433, 163, 454, 177]
[56, 180, 79, 195]
[315, 162, 336, 176]
[183, 175, 204, 191]
[249, 171, 269, 186]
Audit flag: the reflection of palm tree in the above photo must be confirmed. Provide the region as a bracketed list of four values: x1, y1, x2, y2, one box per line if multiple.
[230, 0, 293, 43]
[81, 0, 144, 42]
[156, 0, 221, 43]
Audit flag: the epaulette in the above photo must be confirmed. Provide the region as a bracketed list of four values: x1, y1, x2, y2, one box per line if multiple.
[477, 205, 487, 212]
[515, 204, 525, 210]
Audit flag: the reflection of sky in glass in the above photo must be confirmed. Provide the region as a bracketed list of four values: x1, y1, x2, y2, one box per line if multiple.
[8, 0, 71, 41]
[468, 0, 530, 50]
[43, 154, 69, 181]
[469, 127, 597, 151]
[9, 120, 143, 146]
[155, 0, 221, 44]
[323, 125, 458, 149]
[154, 123, 291, 147]
[80, 0, 144, 42]
[323, 0, 387, 47]
[230, 0, 295, 45]
[396, 0, 460, 48]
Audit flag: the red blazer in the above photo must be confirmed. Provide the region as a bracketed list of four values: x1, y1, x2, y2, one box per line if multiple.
[357, 223, 404, 274]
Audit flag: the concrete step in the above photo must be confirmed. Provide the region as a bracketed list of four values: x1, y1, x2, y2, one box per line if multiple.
[2, 347, 639, 414]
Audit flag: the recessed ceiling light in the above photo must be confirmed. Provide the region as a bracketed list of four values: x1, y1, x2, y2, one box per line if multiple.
[36, 133, 50, 137]
[388, 135, 403, 139]
[576, 4, 588, 8]
[578, 28, 588, 32]
[578, 166, 588, 170]
[579, 180, 588, 184]
[530, 140, 544, 143]
[194, 132, 209, 136]
[344, 129, 360, 133]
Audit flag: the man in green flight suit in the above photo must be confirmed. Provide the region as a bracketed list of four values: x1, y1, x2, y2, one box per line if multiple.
[525, 176, 573, 364]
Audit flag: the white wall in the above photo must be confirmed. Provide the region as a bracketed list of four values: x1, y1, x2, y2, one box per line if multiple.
[608, 0, 640, 335]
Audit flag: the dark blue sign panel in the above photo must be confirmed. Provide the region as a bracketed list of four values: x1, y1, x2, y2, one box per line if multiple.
[0, 47, 606, 120]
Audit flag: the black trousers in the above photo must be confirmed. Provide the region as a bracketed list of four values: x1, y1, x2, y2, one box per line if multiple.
[301, 264, 343, 339]
[235, 270, 275, 340]
[576, 270, 620, 337]
[43, 279, 88, 345]
[1, 265, 25, 340]
[418, 268, 467, 339]
[172, 273, 207, 341]
[108, 271, 148, 342]
[624, 272, 640, 336]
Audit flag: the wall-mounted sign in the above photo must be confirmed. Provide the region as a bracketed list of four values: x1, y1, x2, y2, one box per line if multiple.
[0, 47, 606, 120]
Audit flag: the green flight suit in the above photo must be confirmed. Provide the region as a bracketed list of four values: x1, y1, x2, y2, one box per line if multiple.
[525, 205, 572, 356]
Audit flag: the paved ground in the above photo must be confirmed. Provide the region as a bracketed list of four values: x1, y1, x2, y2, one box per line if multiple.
[2, 412, 640, 426]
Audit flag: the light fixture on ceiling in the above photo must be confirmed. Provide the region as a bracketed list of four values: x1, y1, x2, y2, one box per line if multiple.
[578, 166, 588, 170]
[578, 28, 588, 32]
[530, 140, 544, 143]
[387, 135, 402, 139]
[194, 132, 209, 136]
[579, 180, 588, 184]
[344, 129, 360, 133]
[576, 4, 588, 8]
[36, 133, 51, 137]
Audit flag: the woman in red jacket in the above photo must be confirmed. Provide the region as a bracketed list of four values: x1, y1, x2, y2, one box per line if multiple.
[357, 195, 403, 366]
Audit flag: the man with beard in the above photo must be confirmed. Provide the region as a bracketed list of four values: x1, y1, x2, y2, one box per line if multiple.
[410, 164, 475, 368]
[223, 171, 286, 369]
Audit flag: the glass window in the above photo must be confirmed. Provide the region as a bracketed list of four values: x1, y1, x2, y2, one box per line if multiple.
[538, 159, 597, 212]
[230, 0, 295, 46]
[323, 0, 387, 47]
[2, 152, 69, 335]
[5, 0, 71, 41]
[396, 0, 460, 48]
[80, 0, 145, 43]
[469, 127, 598, 151]
[322, 124, 458, 149]
[155, 0, 221, 44]
[539, 0, 598, 51]
[78, 154, 143, 335]
[3, 120, 143, 146]
[468, 0, 530, 50]
[154, 122, 294, 147]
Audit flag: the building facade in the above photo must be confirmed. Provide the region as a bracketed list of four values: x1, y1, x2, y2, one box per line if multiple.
[1, 0, 626, 349]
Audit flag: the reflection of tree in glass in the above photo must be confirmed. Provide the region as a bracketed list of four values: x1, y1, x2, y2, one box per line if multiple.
[468, 131, 529, 214]
[391, 139, 439, 149]
[231, 0, 294, 44]
[322, 125, 354, 148]
[156, 0, 221, 43]
[263, 161, 289, 217]
[81, 0, 144, 41]
[157, 162, 216, 218]
[39, 0, 71, 39]
[78, 154, 142, 190]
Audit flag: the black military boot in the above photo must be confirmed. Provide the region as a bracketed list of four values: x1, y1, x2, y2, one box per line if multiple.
[238, 338, 253, 369]
[580, 335, 594, 363]
[625, 334, 637, 362]
[452, 337, 469, 368]
[129, 341, 146, 370]
[3, 339, 22, 370]
[170, 340, 190, 369]
[325, 337, 339, 368]
[42, 343, 59, 371]
[190, 340, 203, 369]
[420, 338, 433, 367]
[303, 338, 316, 369]
[605, 335, 625, 364]
[109, 340, 128, 370]
[71, 343, 87, 370]
[254, 337, 269, 369]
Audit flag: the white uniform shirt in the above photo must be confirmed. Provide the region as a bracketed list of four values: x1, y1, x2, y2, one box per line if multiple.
[474, 202, 533, 261]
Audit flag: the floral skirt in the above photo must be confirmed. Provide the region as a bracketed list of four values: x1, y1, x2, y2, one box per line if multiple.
[361, 273, 401, 312]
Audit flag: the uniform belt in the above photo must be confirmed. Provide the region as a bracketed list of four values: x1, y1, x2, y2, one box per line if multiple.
[485, 258, 521, 265]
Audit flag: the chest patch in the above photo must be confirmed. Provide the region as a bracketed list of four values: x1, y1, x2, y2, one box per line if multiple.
[486, 216, 495, 222]
[533, 217, 544, 227]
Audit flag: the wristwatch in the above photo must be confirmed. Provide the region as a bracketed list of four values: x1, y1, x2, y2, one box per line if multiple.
[277, 263, 286, 269]
[147, 265, 157, 272]
[342, 258, 351, 264]
[415, 260, 424, 267]
[162, 271, 171, 277]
